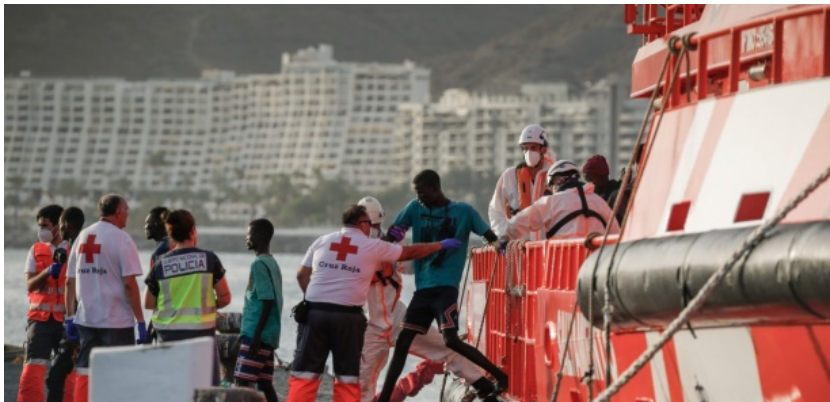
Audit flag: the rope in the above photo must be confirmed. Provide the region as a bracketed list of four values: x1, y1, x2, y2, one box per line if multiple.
[584, 36, 689, 400]
[512, 242, 525, 344]
[593, 162, 830, 402]
[506, 242, 515, 344]
[550, 297, 581, 401]
[476, 247, 501, 349]
[550, 43, 674, 401]
[599, 38, 694, 392]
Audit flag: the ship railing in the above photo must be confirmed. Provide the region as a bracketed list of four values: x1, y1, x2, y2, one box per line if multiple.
[468, 235, 618, 402]
[625, 4, 704, 44]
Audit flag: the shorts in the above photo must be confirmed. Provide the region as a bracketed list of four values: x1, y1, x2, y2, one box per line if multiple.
[402, 286, 459, 334]
[76, 325, 135, 370]
[234, 335, 275, 382]
[24, 317, 63, 365]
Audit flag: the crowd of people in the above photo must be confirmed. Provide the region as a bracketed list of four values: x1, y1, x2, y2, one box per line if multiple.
[18, 123, 629, 402]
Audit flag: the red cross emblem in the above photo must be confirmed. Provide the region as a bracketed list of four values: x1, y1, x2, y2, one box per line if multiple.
[79, 234, 102, 263]
[329, 237, 359, 262]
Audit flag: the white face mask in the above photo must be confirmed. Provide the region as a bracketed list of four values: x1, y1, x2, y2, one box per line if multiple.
[523, 150, 542, 167]
[370, 227, 381, 239]
[38, 228, 54, 244]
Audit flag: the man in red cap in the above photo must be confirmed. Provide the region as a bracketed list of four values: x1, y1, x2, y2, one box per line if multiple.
[582, 154, 620, 205]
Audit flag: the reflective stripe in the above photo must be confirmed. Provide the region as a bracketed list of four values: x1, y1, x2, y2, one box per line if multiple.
[291, 371, 323, 380]
[57, 288, 65, 295]
[201, 274, 209, 310]
[29, 303, 65, 312]
[25, 358, 51, 367]
[152, 321, 215, 330]
[334, 375, 359, 384]
[160, 280, 173, 312]
[154, 306, 216, 319]
[76, 367, 90, 375]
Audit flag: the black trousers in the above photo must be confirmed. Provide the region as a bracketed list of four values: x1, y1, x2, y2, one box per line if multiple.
[46, 339, 77, 402]
[291, 307, 367, 381]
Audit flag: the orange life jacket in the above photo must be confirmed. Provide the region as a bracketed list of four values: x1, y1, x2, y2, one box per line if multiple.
[28, 242, 66, 322]
[505, 164, 538, 219]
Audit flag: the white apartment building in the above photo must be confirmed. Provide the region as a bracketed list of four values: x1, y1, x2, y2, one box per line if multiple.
[396, 76, 648, 183]
[4, 76, 222, 198]
[4, 45, 430, 201]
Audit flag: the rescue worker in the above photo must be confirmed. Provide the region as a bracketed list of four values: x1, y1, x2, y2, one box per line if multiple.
[65, 194, 147, 402]
[45, 207, 85, 402]
[143, 209, 232, 385]
[582, 154, 620, 204]
[20, 205, 68, 402]
[356, 197, 493, 402]
[488, 124, 557, 241]
[377, 170, 507, 402]
[608, 143, 644, 224]
[501, 160, 620, 242]
[288, 205, 461, 402]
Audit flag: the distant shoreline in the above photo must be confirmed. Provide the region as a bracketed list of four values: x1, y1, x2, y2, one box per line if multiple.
[3, 226, 338, 254]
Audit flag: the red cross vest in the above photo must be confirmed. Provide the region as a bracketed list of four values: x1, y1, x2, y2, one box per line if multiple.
[27, 242, 66, 322]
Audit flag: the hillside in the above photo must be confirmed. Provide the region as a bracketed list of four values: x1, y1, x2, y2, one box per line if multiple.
[5, 5, 640, 96]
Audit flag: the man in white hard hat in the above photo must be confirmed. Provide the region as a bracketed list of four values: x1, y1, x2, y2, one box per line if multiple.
[501, 160, 619, 242]
[488, 124, 557, 241]
[356, 197, 494, 402]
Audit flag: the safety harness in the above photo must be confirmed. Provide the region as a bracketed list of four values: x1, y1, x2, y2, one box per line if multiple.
[546, 184, 607, 239]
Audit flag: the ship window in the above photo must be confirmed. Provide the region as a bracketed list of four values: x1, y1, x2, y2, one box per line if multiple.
[666, 201, 691, 232]
[734, 192, 770, 223]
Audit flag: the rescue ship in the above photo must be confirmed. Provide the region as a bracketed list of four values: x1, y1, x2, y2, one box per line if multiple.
[451, 5, 830, 401]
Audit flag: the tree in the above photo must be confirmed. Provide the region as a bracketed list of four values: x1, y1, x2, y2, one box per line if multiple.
[210, 173, 233, 222]
[441, 167, 499, 218]
[6, 175, 26, 216]
[110, 176, 133, 196]
[55, 178, 88, 206]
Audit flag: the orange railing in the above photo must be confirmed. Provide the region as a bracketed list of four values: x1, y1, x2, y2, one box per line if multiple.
[468, 236, 617, 401]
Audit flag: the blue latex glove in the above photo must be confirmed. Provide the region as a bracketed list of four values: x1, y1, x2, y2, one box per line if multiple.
[136, 322, 148, 345]
[440, 238, 462, 250]
[65, 317, 79, 342]
[497, 236, 509, 254]
[388, 225, 408, 242]
[48, 262, 62, 279]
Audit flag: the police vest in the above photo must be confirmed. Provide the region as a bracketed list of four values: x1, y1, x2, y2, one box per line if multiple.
[28, 242, 66, 322]
[152, 255, 217, 331]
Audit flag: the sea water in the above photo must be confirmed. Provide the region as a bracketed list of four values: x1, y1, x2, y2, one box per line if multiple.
[3, 248, 444, 401]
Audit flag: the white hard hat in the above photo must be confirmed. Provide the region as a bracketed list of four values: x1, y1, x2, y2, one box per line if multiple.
[517, 124, 548, 146]
[358, 196, 384, 225]
[547, 160, 580, 185]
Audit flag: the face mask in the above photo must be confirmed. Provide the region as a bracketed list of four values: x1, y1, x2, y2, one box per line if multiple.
[370, 227, 381, 239]
[524, 150, 541, 167]
[38, 228, 54, 243]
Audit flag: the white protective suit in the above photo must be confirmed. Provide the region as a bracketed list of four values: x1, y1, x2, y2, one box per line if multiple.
[359, 260, 483, 402]
[488, 149, 556, 241]
[505, 182, 620, 240]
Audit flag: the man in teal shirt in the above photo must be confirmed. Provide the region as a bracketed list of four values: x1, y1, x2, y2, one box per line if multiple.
[377, 169, 507, 402]
[234, 219, 282, 402]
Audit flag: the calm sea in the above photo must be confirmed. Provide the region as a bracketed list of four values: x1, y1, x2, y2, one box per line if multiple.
[3, 248, 440, 400]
